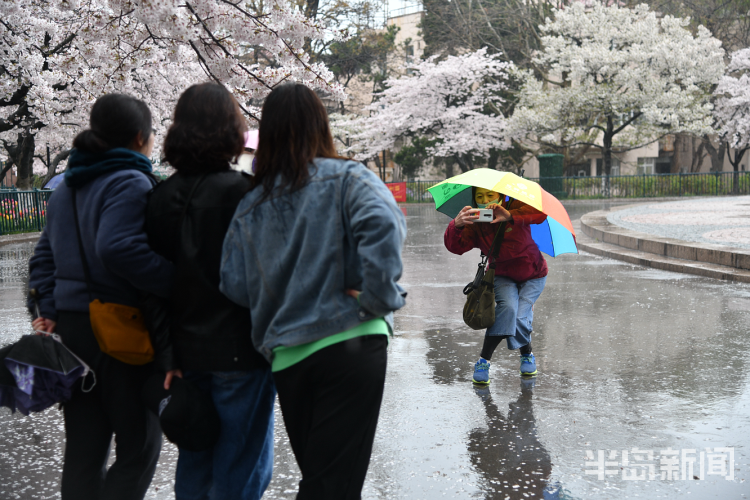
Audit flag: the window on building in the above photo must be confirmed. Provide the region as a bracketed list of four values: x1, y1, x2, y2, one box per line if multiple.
[655, 158, 671, 174]
[406, 45, 414, 56]
[596, 158, 620, 176]
[611, 159, 620, 176]
[637, 157, 655, 175]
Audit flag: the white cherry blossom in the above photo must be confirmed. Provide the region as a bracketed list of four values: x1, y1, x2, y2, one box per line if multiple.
[510, 2, 725, 176]
[1, 0, 344, 185]
[349, 48, 514, 172]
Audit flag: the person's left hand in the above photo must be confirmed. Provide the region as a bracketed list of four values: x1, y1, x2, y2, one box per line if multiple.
[486, 203, 511, 224]
[346, 289, 361, 300]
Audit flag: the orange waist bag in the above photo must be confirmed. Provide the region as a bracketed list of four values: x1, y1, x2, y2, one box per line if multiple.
[88, 299, 154, 365]
[73, 190, 154, 365]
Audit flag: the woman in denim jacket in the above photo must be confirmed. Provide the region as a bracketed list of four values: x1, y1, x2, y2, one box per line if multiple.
[220, 83, 406, 499]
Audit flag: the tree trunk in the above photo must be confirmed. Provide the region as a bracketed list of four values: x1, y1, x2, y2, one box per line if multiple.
[444, 159, 455, 178]
[39, 148, 71, 186]
[372, 154, 383, 181]
[454, 154, 472, 173]
[703, 136, 726, 172]
[726, 143, 748, 195]
[487, 148, 500, 170]
[690, 136, 706, 173]
[4, 132, 35, 190]
[670, 133, 688, 173]
[602, 115, 614, 196]
[0, 158, 13, 186]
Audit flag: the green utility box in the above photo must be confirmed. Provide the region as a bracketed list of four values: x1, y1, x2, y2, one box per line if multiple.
[537, 154, 566, 199]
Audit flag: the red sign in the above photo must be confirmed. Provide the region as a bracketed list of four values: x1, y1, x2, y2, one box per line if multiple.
[386, 182, 407, 202]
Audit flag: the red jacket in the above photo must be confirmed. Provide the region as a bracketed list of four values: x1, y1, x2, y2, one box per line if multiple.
[444, 201, 548, 283]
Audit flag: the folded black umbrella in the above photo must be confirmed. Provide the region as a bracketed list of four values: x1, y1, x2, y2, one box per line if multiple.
[0, 343, 17, 411]
[142, 374, 220, 451]
[0, 334, 92, 415]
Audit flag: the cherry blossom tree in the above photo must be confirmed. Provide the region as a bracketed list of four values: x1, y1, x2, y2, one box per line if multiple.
[350, 48, 515, 175]
[714, 47, 750, 192]
[510, 2, 725, 180]
[1, 0, 345, 188]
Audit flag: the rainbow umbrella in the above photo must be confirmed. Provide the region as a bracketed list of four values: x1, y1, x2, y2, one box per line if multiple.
[427, 169, 578, 257]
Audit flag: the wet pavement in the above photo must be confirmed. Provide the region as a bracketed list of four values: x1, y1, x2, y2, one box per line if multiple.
[1, 200, 749, 499]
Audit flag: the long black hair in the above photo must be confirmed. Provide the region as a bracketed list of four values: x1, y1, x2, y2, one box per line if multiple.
[253, 83, 344, 201]
[72, 94, 152, 153]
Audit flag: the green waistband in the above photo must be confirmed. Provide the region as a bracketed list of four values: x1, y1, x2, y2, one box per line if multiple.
[271, 318, 390, 372]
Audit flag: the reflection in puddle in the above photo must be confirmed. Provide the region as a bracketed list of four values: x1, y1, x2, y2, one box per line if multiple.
[468, 379, 554, 499]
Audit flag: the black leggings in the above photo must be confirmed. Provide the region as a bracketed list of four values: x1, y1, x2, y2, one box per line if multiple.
[273, 334, 388, 500]
[480, 336, 532, 361]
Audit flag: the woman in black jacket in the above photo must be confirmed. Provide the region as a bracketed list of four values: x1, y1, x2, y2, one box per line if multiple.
[145, 83, 274, 500]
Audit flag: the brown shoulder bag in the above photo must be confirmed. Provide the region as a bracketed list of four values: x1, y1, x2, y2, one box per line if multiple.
[462, 199, 512, 330]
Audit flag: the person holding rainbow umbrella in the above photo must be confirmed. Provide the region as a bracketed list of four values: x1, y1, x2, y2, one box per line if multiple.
[428, 169, 577, 384]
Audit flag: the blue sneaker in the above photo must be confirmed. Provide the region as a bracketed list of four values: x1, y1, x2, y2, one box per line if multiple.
[472, 358, 490, 384]
[520, 353, 537, 376]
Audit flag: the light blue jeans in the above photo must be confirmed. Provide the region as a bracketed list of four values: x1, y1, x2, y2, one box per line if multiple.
[174, 368, 276, 500]
[485, 276, 547, 350]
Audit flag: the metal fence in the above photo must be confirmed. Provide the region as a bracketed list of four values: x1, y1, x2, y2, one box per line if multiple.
[401, 171, 750, 202]
[0, 189, 52, 235]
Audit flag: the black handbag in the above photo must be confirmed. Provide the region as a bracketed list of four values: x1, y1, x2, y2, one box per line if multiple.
[462, 199, 512, 330]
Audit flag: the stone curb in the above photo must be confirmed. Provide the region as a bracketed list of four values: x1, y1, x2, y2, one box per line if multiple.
[0, 232, 41, 248]
[576, 209, 750, 282]
[580, 205, 750, 270]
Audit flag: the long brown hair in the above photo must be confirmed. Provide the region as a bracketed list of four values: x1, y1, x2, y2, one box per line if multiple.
[253, 83, 343, 201]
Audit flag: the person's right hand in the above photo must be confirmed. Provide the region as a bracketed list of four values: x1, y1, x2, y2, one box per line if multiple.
[32, 317, 56, 333]
[454, 206, 480, 228]
[164, 369, 183, 390]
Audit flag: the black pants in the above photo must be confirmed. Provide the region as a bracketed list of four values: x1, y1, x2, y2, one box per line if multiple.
[273, 335, 388, 500]
[56, 311, 161, 500]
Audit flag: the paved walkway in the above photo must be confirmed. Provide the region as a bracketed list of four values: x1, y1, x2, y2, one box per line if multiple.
[0, 232, 41, 248]
[578, 196, 750, 282]
[607, 196, 750, 249]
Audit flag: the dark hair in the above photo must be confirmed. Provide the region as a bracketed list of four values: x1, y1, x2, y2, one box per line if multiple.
[163, 82, 247, 174]
[72, 94, 152, 153]
[253, 83, 344, 200]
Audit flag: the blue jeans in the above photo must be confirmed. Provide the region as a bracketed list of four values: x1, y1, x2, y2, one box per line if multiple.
[174, 368, 276, 500]
[486, 276, 547, 350]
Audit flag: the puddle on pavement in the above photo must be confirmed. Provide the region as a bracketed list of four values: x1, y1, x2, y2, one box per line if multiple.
[1, 202, 748, 499]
